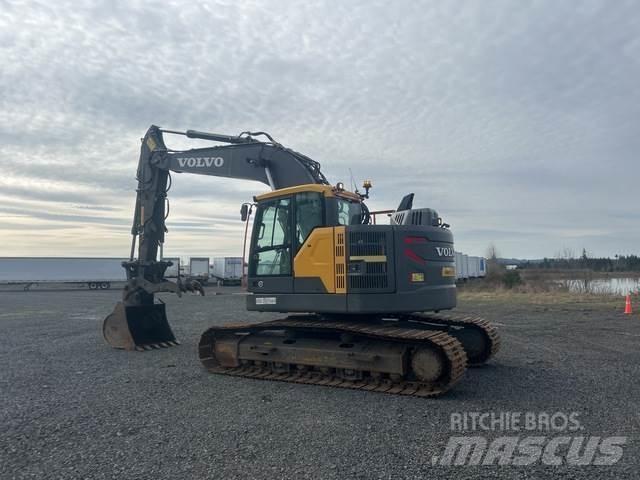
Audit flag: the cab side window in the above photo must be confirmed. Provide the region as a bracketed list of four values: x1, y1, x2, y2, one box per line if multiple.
[337, 200, 350, 226]
[295, 192, 323, 252]
[252, 198, 291, 276]
[337, 199, 363, 225]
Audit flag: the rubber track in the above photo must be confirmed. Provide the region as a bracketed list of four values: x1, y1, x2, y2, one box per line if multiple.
[407, 312, 501, 366]
[199, 318, 468, 397]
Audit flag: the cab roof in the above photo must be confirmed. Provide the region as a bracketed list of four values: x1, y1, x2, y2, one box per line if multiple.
[254, 184, 362, 202]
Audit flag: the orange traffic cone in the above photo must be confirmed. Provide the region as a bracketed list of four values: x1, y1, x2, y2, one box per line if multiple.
[624, 294, 632, 314]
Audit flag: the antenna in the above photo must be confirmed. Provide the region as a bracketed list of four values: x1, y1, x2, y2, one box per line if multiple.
[348, 168, 356, 192]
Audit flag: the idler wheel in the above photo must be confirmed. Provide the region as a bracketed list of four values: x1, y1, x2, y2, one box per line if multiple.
[450, 328, 488, 363]
[411, 347, 445, 383]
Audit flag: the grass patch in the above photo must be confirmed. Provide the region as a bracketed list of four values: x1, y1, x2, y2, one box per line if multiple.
[457, 288, 622, 308]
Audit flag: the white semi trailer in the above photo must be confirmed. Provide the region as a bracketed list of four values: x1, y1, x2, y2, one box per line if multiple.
[455, 252, 464, 280]
[212, 257, 242, 285]
[453, 254, 488, 281]
[469, 256, 480, 278]
[0, 257, 127, 289]
[479, 257, 487, 277]
[463, 254, 469, 279]
[188, 257, 210, 285]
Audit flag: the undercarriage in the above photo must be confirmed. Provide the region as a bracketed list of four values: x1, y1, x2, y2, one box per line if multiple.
[198, 312, 499, 397]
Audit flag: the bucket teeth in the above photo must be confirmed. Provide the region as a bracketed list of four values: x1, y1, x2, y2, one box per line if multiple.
[135, 341, 181, 351]
[133, 341, 181, 351]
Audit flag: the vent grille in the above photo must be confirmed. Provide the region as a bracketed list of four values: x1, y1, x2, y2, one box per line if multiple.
[366, 262, 387, 274]
[392, 212, 405, 225]
[336, 232, 345, 257]
[347, 230, 392, 292]
[349, 231, 386, 256]
[336, 263, 345, 290]
[335, 231, 346, 292]
[349, 270, 388, 289]
[392, 208, 438, 226]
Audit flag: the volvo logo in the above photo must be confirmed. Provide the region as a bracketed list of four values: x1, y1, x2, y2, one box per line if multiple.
[177, 157, 224, 168]
[435, 247, 454, 257]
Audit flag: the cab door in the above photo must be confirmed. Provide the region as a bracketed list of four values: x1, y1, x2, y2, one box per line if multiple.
[247, 196, 294, 293]
[293, 191, 334, 293]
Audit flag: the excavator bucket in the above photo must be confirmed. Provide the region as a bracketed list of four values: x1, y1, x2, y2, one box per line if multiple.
[103, 301, 179, 351]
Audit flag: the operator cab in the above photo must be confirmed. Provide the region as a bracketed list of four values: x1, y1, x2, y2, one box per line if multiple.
[247, 184, 365, 279]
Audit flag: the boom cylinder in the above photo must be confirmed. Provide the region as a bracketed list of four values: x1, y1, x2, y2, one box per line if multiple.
[185, 130, 254, 144]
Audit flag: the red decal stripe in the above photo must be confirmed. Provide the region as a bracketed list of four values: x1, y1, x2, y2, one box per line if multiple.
[404, 248, 426, 265]
[404, 236, 428, 244]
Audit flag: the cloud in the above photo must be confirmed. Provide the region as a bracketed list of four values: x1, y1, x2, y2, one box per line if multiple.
[1, 0, 639, 258]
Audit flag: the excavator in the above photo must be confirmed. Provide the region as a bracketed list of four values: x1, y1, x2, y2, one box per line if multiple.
[103, 125, 500, 397]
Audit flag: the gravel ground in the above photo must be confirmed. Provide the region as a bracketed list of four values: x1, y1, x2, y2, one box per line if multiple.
[1, 289, 639, 479]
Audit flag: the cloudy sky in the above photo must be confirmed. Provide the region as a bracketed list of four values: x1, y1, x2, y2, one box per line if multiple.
[1, 0, 639, 259]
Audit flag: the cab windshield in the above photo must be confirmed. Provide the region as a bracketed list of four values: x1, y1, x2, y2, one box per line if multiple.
[336, 198, 363, 225]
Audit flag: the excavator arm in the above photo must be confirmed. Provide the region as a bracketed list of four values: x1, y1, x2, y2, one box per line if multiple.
[103, 125, 330, 350]
[129, 125, 329, 291]
[158, 128, 328, 187]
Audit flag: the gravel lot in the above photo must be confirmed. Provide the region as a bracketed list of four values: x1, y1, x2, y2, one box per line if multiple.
[1, 289, 639, 479]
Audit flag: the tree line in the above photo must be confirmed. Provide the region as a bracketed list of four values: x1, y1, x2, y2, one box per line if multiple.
[519, 251, 640, 272]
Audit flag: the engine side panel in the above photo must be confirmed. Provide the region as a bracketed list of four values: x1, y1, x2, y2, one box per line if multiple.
[248, 224, 456, 314]
[293, 226, 335, 293]
[345, 224, 456, 314]
[392, 225, 457, 295]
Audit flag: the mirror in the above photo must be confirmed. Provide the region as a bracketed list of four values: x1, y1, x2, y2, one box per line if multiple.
[240, 204, 249, 222]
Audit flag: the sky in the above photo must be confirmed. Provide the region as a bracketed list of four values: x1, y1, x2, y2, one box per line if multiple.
[1, 0, 639, 259]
